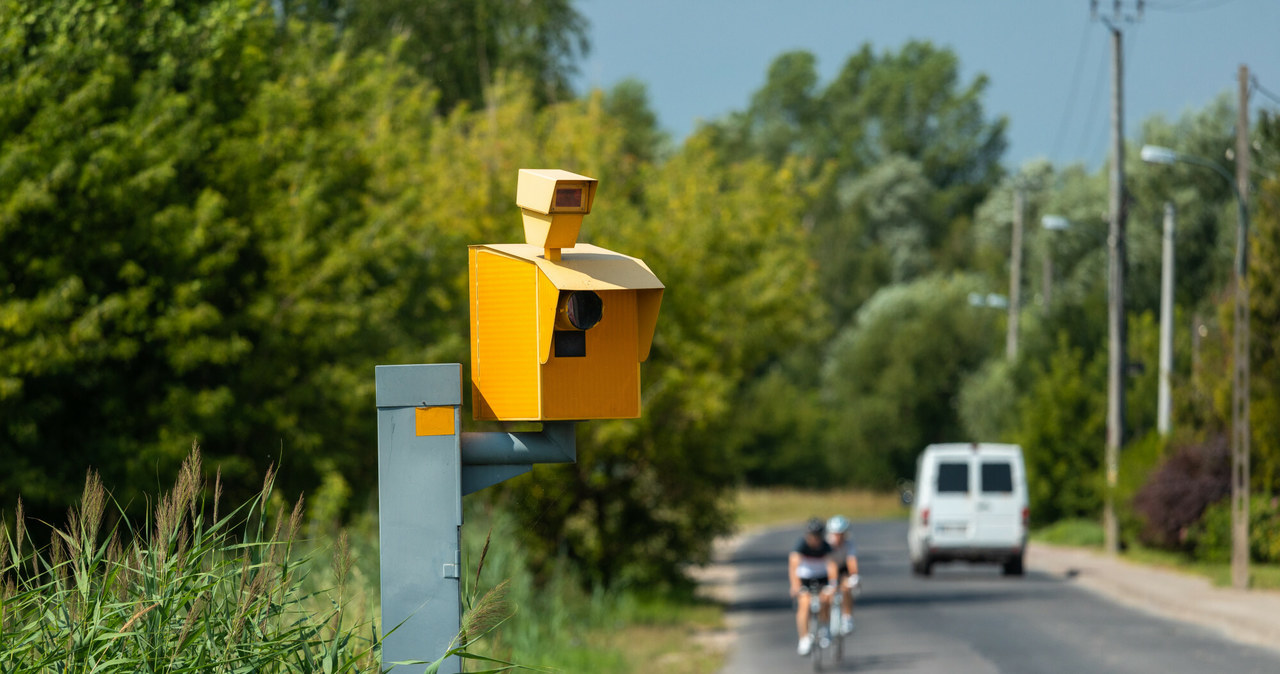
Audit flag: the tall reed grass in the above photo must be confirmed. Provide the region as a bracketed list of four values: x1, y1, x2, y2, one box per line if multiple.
[0, 447, 377, 672]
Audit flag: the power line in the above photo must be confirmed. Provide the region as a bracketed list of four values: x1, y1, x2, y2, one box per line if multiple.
[1252, 76, 1280, 107]
[1051, 18, 1098, 163]
[1076, 41, 1111, 162]
[1145, 0, 1244, 13]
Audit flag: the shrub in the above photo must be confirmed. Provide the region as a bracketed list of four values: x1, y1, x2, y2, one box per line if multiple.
[1189, 495, 1280, 564]
[1188, 497, 1233, 563]
[0, 448, 378, 672]
[1130, 435, 1230, 551]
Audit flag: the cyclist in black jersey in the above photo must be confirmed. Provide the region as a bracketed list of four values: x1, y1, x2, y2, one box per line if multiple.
[788, 517, 838, 655]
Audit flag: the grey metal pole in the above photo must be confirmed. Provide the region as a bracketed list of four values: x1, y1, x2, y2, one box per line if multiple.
[1104, 21, 1126, 556]
[375, 364, 464, 673]
[1008, 186, 1024, 362]
[1158, 202, 1175, 436]
[374, 365, 583, 671]
[1231, 63, 1251, 589]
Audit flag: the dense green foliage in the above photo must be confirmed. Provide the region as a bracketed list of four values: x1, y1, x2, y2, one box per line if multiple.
[820, 274, 1000, 486]
[1189, 494, 1280, 564]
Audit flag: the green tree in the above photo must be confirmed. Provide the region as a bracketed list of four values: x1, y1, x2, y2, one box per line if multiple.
[0, 1, 459, 516]
[0, 0, 281, 513]
[1249, 109, 1280, 493]
[337, 0, 589, 113]
[1012, 336, 1106, 525]
[710, 42, 1007, 326]
[819, 274, 1001, 487]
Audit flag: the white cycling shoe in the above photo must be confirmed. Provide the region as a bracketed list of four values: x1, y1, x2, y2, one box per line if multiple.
[841, 615, 855, 635]
[797, 635, 813, 655]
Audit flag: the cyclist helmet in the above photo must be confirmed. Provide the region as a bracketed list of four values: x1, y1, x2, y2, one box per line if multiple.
[827, 515, 850, 534]
[806, 517, 826, 535]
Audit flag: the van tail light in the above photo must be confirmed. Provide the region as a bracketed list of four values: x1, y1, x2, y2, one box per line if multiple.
[921, 508, 930, 526]
[1021, 507, 1029, 527]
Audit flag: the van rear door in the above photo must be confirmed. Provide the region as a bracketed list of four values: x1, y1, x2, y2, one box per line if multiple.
[930, 457, 973, 543]
[973, 455, 1019, 547]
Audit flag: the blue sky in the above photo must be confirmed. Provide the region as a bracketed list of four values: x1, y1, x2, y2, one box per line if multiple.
[572, 0, 1280, 170]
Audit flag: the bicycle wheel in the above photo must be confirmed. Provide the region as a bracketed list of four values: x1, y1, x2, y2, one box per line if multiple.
[809, 599, 824, 671]
[830, 598, 844, 664]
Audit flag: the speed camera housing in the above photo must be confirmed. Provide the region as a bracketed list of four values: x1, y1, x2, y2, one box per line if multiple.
[468, 169, 663, 421]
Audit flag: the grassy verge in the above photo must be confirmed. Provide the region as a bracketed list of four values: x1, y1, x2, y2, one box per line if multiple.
[1031, 518, 1280, 591]
[736, 487, 907, 531]
[459, 499, 729, 673]
[1031, 518, 1105, 548]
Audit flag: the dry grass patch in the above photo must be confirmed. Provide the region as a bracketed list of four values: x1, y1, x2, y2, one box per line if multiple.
[603, 623, 728, 674]
[736, 487, 907, 531]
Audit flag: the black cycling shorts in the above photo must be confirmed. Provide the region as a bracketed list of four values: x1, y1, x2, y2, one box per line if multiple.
[798, 577, 829, 594]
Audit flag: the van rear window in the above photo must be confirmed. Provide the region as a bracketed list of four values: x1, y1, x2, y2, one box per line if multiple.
[981, 462, 1014, 493]
[936, 462, 969, 493]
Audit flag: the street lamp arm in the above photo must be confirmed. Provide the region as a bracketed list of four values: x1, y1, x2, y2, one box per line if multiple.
[1142, 144, 1242, 202]
[1141, 144, 1249, 273]
[1171, 152, 1242, 202]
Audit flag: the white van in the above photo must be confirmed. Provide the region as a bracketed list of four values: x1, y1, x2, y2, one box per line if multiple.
[907, 443, 1028, 576]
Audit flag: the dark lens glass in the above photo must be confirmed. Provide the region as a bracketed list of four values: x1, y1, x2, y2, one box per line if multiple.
[565, 291, 603, 330]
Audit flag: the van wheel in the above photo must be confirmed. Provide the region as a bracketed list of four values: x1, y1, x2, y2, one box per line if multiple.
[1002, 554, 1024, 576]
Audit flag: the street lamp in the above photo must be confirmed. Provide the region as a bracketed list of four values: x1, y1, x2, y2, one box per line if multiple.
[1157, 203, 1175, 436]
[1040, 215, 1069, 311]
[1141, 143, 1251, 589]
[968, 292, 1009, 309]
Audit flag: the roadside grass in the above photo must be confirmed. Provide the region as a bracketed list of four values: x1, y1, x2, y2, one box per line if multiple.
[736, 487, 907, 531]
[1031, 518, 1280, 591]
[0, 449, 378, 672]
[459, 499, 729, 673]
[1031, 518, 1105, 547]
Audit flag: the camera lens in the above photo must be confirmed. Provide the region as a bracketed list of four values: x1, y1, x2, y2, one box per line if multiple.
[558, 291, 603, 331]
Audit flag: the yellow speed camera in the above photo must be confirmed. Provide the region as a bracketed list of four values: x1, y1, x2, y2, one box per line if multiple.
[468, 169, 663, 421]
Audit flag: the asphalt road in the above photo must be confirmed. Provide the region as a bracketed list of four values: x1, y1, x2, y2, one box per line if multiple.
[717, 520, 1280, 673]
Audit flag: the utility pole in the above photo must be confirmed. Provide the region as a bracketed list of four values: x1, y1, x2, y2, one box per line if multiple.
[1231, 63, 1251, 589]
[1158, 202, 1174, 436]
[1097, 0, 1139, 556]
[1008, 186, 1025, 362]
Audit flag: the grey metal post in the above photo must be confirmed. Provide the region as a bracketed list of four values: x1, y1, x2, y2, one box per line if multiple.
[375, 364, 464, 673]
[375, 364, 580, 671]
[1007, 186, 1024, 362]
[1158, 202, 1175, 435]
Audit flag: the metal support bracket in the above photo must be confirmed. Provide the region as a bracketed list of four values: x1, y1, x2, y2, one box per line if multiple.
[460, 422, 576, 495]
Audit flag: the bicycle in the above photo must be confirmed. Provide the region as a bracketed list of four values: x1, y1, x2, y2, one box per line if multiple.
[828, 587, 845, 666]
[800, 582, 833, 671]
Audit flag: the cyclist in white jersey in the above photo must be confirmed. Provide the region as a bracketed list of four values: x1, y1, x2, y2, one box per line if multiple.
[789, 517, 838, 655]
[826, 515, 860, 635]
